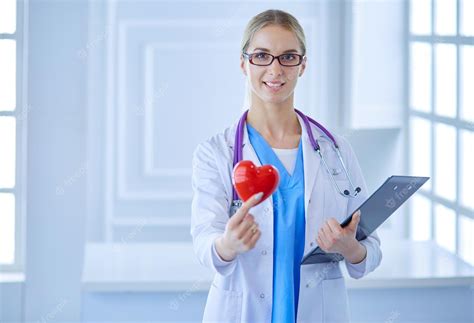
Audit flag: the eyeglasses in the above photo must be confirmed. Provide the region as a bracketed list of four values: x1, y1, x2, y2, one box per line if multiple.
[242, 52, 305, 67]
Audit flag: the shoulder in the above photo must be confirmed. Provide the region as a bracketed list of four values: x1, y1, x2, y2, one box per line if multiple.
[192, 122, 237, 165]
[308, 120, 352, 150]
[308, 120, 357, 161]
[333, 133, 354, 153]
[332, 132, 358, 162]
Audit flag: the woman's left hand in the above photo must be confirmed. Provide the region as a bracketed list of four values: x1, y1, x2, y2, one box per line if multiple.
[317, 210, 365, 261]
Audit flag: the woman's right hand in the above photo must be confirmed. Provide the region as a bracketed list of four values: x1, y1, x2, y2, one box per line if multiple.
[215, 192, 264, 261]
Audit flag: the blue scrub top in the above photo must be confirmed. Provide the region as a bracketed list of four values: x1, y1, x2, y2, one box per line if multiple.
[247, 124, 306, 322]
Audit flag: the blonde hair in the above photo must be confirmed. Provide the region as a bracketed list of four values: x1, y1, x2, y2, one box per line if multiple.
[241, 9, 307, 55]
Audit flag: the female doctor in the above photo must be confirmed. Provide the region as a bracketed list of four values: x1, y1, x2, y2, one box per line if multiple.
[191, 9, 382, 323]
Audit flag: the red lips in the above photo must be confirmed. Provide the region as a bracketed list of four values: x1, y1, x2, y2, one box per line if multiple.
[232, 160, 280, 204]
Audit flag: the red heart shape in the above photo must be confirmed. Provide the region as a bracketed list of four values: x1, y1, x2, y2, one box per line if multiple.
[232, 160, 280, 204]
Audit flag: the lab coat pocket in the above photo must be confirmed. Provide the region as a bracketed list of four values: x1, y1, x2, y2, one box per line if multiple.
[203, 282, 243, 323]
[323, 179, 350, 222]
[321, 277, 350, 323]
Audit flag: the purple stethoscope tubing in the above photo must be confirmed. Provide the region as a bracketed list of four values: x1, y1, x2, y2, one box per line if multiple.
[230, 109, 361, 210]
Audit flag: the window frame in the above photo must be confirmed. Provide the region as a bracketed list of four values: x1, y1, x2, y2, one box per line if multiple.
[0, 0, 27, 273]
[407, 0, 474, 263]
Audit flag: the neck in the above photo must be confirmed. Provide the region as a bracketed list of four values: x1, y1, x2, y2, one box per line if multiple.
[246, 95, 301, 147]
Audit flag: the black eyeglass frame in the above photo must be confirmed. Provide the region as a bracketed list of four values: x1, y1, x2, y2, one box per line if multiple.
[242, 52, 306, 66]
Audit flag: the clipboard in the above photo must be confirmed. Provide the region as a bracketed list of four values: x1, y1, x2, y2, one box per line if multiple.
[301, 175, 430, 265]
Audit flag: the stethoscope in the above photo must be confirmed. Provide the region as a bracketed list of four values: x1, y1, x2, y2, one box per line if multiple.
[229, 109, 361, 216]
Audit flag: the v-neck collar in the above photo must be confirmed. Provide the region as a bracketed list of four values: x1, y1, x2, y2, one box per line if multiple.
[247, 123, 303, 183]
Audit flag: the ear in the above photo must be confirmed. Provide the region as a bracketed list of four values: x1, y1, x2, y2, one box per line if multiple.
[298, 56, 307, 77]
[240, 55, 247, 76]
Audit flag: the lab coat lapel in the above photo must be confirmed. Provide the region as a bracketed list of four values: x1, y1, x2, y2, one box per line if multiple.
[296, 113, 322, 220]
[227, 120, 261, 167]
[241, 122, 262, 167]
[230, 113, 322, 219]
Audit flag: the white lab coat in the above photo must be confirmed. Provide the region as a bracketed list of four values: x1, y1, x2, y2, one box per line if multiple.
[191, 113, 382, 323]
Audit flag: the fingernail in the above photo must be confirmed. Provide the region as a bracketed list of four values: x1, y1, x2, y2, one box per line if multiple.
[254, 192, 264, 201]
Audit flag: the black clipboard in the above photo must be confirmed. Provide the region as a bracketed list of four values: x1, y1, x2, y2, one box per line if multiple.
[301, 175, 430, 265]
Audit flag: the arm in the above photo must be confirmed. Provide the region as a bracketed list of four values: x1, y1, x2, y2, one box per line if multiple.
[339, 136, 383, 279]
[190, 142, 263, 276]
[190, 142, 237, 276]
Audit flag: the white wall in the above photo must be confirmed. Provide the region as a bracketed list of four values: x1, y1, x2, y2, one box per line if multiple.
[84, 0, 325, 244]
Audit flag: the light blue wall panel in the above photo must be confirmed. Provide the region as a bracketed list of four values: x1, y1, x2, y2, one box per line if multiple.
[0, 282, 23, 322]
[23, 0, 89, 321]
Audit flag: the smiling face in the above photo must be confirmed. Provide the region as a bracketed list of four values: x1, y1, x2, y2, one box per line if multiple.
[240, 24, 307, 107]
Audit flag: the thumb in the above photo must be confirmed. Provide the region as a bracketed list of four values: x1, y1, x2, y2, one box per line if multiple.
[349, 210, 361, 230]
